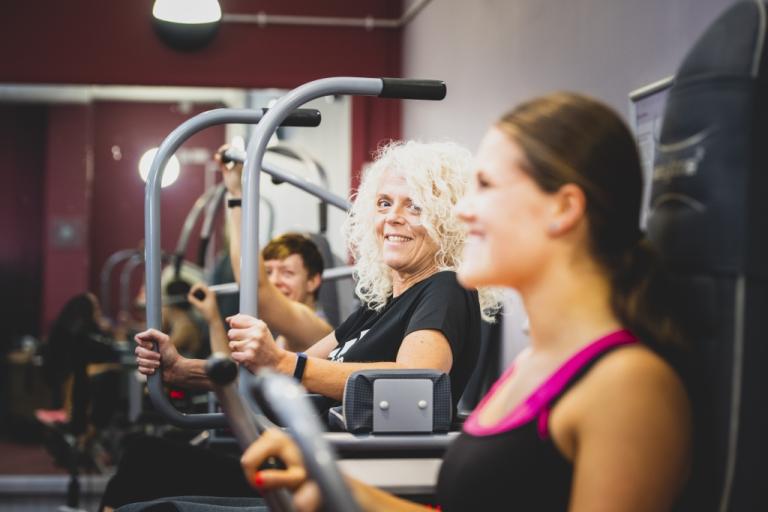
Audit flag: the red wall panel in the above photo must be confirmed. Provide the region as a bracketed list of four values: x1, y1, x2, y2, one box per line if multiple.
[90, 101, 225, 322]
[0, 1, 402, 89]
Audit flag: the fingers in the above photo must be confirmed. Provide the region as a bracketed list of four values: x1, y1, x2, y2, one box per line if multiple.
[133, 329, 167, 375]
[230, 348, 256, 365]
[134, 328, 168, 348]
[293, 481, 322, 512]
[134, 345, 161, 375]
[226, 314, 262, 329]
[242, 429, 307, 491]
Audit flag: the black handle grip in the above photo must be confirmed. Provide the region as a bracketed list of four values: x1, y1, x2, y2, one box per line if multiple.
[205, 355, 239, 386]
[264, 108, 322, 127]
[379, 79, 446, 100]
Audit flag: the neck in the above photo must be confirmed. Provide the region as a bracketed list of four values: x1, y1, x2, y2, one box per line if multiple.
[391, 264, 439, 297]
[519, 253, 621, 356]
[304, 295, 317, 311]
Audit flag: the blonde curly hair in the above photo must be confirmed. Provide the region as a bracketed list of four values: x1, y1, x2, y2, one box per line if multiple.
[342, 140, 502, 321]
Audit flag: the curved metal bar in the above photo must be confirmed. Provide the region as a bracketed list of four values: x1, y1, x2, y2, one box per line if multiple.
[262, 160, 351, 212]
[145, 109, 272, 428]
[255, 371, 360, 512]
[205, 356, 295, 512]
[197, 183, 227, 269]
[238, 77, 445, 412]
[175, 185, 220, 277]
[119, 253, 145, 320]
[240, 78, 385, 318]
[224, 146, 350, 213]
[268, 143, 330, 190]
[262, 195, 276, 243]
[205, 265, 355, 297]
[100, 248, 141, 321]
[144, 107, 322, 429]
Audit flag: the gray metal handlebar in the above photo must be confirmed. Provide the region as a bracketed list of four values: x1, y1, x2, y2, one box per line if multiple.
[254, 371, 361, 512]
[206, 355, 296, 512]
[145, 108, 319, 428]
[100, 248, 141, 321]
[239, 77, 447, 317]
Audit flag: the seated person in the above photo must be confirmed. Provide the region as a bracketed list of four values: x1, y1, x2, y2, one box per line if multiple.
[189, 233, 326, 354]
[38, 293, 120, 444]
[102, 140, 499, 510]
[237, 93, 694, 512]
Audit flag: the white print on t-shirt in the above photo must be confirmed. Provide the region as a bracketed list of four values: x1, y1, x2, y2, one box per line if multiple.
[328, 329, 370, 362]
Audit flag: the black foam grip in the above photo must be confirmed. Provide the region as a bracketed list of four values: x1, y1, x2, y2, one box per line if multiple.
[263, 108, 322, 127]
[205, 355, 238, 385]
[379, 79, 446, 100]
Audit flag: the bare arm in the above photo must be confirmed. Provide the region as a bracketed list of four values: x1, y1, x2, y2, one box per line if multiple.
[229, 318, 453, 401]
[221, 154, 331, 348]
[134, 329, 212, 391]
[347, 476, 433, 512]
[565, 347, 691, 512]
[228, 198, 333, 348]
[188, 283, 230, 354]
[240, 428, 433, 512]
[207, 317, 230, 354]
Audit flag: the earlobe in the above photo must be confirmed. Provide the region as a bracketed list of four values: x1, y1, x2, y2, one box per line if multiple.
[307, 274, 322, 293]
[549, 184, 586, 235]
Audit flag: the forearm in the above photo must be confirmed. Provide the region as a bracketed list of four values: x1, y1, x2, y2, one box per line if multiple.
[347, 476, 432, 512]
[228, 206, 242, 283]
[208, 316, 230, 355]
[168, 357, 213, 391]
[276, 355, 404, 401]
[260, 295, 333, 351]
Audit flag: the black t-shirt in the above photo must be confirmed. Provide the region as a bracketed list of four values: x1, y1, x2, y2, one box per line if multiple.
[330, 271, 481, 406]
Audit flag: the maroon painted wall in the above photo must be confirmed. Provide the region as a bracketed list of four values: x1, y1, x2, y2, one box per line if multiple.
[1, 1, 407, 335]
[0, 0, 405, 180]
[39, 105, 93, 333]
[0, 105, 47, 347]
[90, 101, 225, 324]
[0, 1, 402, 89]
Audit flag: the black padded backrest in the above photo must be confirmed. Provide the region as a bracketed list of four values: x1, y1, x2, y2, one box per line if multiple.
[304, 232, 343, 328]
[457, 316, 503, 417]
[647, 2, 768, 510]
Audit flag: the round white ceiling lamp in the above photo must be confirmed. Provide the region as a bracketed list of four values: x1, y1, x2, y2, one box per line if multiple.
[151, 0, 222, 51]
[139, 148, 180, 188]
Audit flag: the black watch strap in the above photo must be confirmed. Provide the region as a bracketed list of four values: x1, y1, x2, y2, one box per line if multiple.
[293, 352, 308, 382]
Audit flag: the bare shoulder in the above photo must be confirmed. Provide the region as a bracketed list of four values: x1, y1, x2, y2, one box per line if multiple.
[563, 343, 691, 437]
[584, 344, 687, 402]
[555, 344, 692, 510]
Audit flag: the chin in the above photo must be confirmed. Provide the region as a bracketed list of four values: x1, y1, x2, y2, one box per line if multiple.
[457, 264, 488, 289]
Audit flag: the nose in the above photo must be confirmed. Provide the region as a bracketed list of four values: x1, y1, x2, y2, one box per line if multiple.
[384, 207, 405, 224]
[454, 195, 474, 223]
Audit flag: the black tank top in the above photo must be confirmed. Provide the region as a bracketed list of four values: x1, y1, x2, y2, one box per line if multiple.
[436, 330, 637, 511]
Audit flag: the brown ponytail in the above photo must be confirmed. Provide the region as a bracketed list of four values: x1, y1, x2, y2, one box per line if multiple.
[498, 92, 688, 351]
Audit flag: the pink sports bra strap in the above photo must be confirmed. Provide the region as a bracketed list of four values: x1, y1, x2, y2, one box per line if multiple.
[465, 329, 638, 436]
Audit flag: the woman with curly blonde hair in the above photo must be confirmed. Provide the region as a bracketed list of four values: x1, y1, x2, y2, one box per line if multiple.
[134, 140, 498, 409]
[113, 140, 496, 511]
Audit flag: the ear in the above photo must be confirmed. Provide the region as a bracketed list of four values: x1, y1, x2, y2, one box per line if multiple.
[547, 183, 586, 237]
[306, 273, 322, 294]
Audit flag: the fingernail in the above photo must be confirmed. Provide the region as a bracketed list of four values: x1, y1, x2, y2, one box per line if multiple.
[251, 471, 263, 489]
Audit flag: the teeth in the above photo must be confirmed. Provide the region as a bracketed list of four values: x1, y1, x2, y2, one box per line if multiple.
[386, 235, 411, 242]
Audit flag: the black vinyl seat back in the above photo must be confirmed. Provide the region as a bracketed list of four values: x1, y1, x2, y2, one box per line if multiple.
[646, 2, 768, 510]
[304, 232, 343, 328]
[457, 316, 503, 418]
